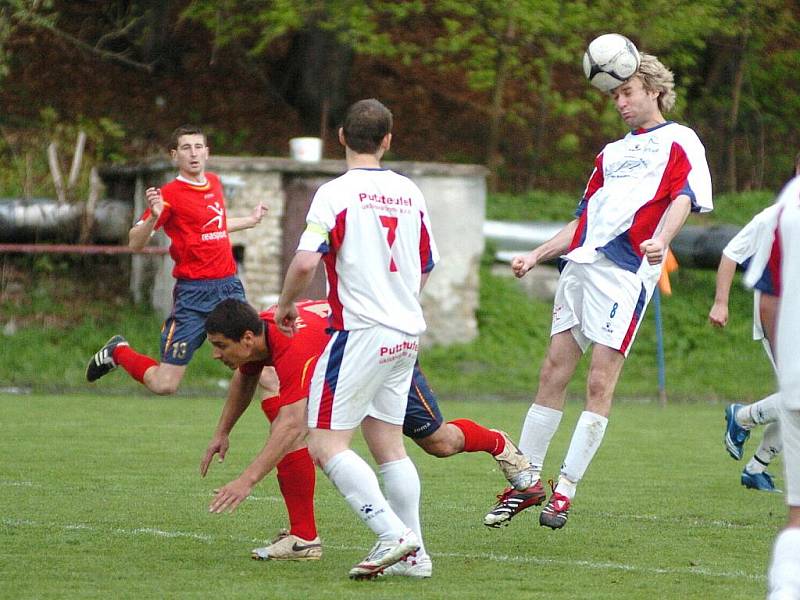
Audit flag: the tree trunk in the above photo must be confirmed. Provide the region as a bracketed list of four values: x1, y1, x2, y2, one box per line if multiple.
[486, 20, 516, 192]
[725, 44, 745, 192]
[280, 27, 354, 137]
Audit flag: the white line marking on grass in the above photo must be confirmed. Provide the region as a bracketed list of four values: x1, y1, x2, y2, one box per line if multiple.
[592, 511, 767, 530]
[2, 517, 765, 581]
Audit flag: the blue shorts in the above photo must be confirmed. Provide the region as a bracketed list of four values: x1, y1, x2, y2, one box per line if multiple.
[403, 361, 444, 439]
[160, 275, 246, 366]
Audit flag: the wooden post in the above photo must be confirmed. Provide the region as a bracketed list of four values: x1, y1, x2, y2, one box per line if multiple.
[130, 175, 145, 303]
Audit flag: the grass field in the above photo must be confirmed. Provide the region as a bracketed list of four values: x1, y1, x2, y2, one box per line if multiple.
[1, 392, 784, 599]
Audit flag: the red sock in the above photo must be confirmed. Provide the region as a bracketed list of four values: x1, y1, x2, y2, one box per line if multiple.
[277, 447, 317, 540]
[113, 345, 158, 384]
[448, 418, 505, 455]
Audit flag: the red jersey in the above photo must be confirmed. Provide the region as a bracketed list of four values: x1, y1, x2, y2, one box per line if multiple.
[137, 172, 237, 280]
[239, 300, 332, 406]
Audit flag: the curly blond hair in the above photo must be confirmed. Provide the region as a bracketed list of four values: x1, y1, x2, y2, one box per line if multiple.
[636, 53, 676, 114]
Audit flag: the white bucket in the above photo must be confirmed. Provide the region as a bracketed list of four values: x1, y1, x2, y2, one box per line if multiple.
[289, 137, 323, 162]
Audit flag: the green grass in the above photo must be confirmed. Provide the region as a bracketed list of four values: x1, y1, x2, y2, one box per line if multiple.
[0, 393, 780, 599]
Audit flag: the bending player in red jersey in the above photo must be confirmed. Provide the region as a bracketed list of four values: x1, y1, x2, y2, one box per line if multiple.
[201, 298, 533, 576]
[85, 125, 267, 395]
[202, 299, 330, 561]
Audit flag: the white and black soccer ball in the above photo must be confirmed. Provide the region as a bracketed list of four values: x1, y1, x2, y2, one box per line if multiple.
[582, 33, 640, 92]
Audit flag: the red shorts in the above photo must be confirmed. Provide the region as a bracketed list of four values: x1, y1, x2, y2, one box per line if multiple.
[261, 394, 296, 422]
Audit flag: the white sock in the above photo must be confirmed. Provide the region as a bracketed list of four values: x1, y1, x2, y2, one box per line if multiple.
[324, 449, 405, 540]
[519, 404, 563, 478]
[558, 411, 609, 499]
[747, 421, 782, 473]
[768, 528, 800, 599]
[380, 457, 425, 555]
[737, 393, 780, 428]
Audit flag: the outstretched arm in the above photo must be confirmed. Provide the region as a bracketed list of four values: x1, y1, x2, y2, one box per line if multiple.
[227, 202, 268, 232]
[708, 254, 739, 328]
[208, 399, 308, 513]
[511, 219, 578, 278]
[199, 369, 260, 476]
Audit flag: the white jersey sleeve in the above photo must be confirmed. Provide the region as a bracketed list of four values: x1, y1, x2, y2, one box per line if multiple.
[723, 204, 781, 265]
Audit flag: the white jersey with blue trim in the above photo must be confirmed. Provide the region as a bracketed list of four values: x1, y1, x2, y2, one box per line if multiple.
[566, 121, 712, 289]
[296, 168, 439, 335]
[723, 203, 782, 342]
[722, 204, 780, 266]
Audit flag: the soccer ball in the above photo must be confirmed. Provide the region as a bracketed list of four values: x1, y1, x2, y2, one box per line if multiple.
[582, 33, 640, 92]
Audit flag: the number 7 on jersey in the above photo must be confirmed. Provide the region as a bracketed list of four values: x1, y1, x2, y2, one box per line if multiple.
[380, 215, 398, 272]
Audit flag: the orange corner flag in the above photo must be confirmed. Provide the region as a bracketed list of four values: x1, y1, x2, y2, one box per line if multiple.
[658, 249, 679, 295]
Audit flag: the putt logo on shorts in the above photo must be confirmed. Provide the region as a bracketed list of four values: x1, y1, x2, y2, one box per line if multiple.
[378, 340, 418, 364]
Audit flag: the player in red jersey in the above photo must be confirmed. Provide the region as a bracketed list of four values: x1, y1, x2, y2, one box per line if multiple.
[85, 125, 267, 395]
[201, 298, 533, 574]
[201, 298, 330, 560]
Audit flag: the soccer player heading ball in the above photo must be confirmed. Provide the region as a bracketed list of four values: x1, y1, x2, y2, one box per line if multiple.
[484, 49, 712, 530]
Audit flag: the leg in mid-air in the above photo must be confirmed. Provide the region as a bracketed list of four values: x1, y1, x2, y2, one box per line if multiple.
[538, 342, 623, 530]
[86, 332, 187, 395]
[87, 276, 245, 395]
[484, 330, 582, 528]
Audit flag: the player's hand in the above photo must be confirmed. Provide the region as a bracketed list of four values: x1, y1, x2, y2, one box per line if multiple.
[708, 301, 729, 328]
[208, 476, 253, 514]
[145, 187, 165, 219]
[639, 238, 665, 265]
[511, 253, 536, 278]
[250, 202, 268, 226]
[274, 302, 299, 337]
[200, 435, 230, 477]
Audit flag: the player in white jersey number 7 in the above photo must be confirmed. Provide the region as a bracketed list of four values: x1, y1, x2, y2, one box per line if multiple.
[275, 98, 438, 579]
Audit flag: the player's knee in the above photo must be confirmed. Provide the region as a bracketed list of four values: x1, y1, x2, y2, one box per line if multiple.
[586, 370, 612, 398]
[540, 354, 565, 380]
[147, 377, 180, 395]
[416, 434, 457, 458]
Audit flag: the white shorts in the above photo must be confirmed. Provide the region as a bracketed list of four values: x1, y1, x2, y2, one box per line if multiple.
[552, 257, 652, 357]
[778, 396, 800, 506]
[307, 325, 419, 430]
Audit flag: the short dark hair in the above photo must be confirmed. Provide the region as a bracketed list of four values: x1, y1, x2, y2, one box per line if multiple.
[170, 125, 206, 150]
[205, 299, 264, 341]
[342, 99, 393, 154]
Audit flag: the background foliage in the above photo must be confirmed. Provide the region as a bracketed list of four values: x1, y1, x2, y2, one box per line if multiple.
[0, 0, 798, 196]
